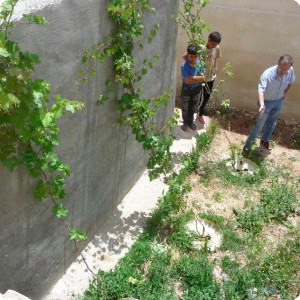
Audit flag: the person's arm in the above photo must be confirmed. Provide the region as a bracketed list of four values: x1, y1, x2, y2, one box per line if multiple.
[214, 57, 219, 74]
[284, 84, 292, 98]
[257, 70, 269, 117]
[258, 91, 265, 117]
[214, 47, 221, 73]
[183, 75, 205, 84]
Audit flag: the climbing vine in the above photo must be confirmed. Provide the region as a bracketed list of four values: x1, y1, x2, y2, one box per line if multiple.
[80, 0, 177, 181]
[0, 0, 86, 242]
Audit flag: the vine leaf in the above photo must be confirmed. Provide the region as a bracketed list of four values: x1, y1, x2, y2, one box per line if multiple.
[23, 14, 48, 26]
[0, 92, 20, 111]
[68, 229, 87, 241]
[0, 46, 10, 57]
[52, 203, 69, 218]
[33, 179, 49, 201]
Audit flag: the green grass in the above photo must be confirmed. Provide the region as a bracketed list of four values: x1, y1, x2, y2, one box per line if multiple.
[236, 179, 299, 234]
[216, 158, 267, 187]
[81, 122, 300, 300]
[221, 232, 300, 299]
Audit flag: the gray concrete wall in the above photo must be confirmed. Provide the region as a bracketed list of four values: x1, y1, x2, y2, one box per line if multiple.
[176, 0, 300, 121]
[0, 0, 179, 299]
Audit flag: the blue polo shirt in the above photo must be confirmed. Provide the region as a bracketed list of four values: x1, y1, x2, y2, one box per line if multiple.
[258, 65, 295, 100]
[181, 59, 204, 88]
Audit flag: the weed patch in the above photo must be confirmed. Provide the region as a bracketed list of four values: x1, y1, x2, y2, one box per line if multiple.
[81, 124, 300, 299]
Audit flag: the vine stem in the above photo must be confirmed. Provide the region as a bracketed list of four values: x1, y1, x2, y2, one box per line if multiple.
[4, 1, 17, 39]
[27, 141, 97, 277]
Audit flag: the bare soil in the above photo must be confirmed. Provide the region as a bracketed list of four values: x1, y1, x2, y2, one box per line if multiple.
[209, 106, 300, 150]
[186, 106, 300, 248]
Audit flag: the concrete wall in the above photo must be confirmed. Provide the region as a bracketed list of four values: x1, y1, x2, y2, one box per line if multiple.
[176, 0, 300, 120]
[0, 0, 179, 299]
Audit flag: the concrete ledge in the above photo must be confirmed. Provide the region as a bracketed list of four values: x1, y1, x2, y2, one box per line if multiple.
[0, 290, 31, 300]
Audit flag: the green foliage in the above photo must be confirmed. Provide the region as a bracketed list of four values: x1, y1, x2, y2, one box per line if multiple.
[175, 255, 221, 299]
[216, 158, 266, 187]
[82, 0, 177, 181]
[199, 211, 225, 229]
[260, 182, 299, 222]
[82, 112, 300, 298]
[83, 238, 177, 299]
[221, 227, 245, 251]
[23, 14, 48, 26]
[82, 124, 218, 299]
[175, 0, 210, 46]
[0, 1, 85, 240]
[69, 229, 88, 242]
[166, 211, 196, 252]
[221, 233, 300, 298]
[236, 179, 299, 234]
[235, 206, 264, 235]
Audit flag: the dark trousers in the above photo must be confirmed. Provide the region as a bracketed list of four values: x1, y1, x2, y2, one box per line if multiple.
[199, 80, 214, 116]
[181, 83, 201, 125]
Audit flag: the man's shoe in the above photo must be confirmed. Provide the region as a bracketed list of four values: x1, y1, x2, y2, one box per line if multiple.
[242, 147, 250, 157]
[198, 115, 205, 124]
[189, 123, 197, 130]
[181, 124, 189, 131]
[260, 140, 271, 150]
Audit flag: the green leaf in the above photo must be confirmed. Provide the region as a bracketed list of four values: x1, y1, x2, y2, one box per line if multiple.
[42, 112, 53, 127]
[0, 92, 20, 111]
[33, 91, 44, 108]
[22, 14, 48, 26]
[52, 203, 69, 218]
[3, 156, 20, 172]
[33, 180, 49, 201]
[0, 46, 10, 57]
[89, 68, 96, 76]
[141, 67, 147, 75]
[1, 0, 14, 13]
[68, 229, 87, 241]
[65, 104, 75, 113]
[97, 94, 108, 105]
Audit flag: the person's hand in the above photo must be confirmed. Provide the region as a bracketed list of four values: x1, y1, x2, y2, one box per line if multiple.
[259, 105, 265, 117]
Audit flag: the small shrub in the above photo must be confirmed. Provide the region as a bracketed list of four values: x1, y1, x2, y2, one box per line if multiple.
[175, 255, 221, 299]
[216, 159, 266, 187]
[260, 183, 299, 223]
[199, 212, 225, 229]
[221, 228, 245, 251]
[236, 206, 264, 234]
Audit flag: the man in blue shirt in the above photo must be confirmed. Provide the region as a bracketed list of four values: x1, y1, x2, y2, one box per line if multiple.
[243, 55, 295, 155]
[180, 44, 205, 131]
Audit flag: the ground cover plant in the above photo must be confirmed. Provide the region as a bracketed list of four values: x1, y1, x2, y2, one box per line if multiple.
[80, 120, 300, 299]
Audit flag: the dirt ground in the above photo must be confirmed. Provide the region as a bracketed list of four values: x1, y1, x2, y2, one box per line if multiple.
[209, 105, 300, 150]
[185, 106, 300, 248]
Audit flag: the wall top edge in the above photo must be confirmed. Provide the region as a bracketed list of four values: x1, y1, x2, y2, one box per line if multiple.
[204, 1, 300, 17]
[0, 0, 63, 20]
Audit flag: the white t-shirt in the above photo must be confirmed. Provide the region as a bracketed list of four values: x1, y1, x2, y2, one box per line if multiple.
[200, 45, 221, 81]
